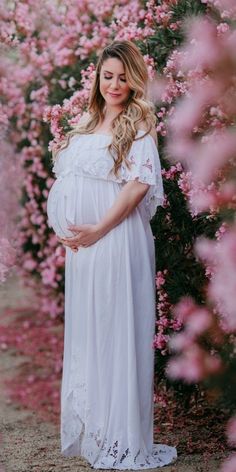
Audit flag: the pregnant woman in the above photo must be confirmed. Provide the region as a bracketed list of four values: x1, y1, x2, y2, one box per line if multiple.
[47, 40, 177, 469]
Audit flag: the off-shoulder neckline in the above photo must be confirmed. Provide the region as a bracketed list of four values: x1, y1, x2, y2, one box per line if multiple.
[78, 129, 157, 146]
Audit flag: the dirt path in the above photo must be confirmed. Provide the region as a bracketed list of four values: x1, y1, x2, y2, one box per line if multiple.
[0, 274, 229, 472]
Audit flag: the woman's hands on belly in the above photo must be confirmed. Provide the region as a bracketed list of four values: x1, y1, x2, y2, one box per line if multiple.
[57, 223, 103, 251]
[56, 179, 147, 252]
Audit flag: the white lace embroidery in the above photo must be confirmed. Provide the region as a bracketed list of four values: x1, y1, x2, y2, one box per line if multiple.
[61, 347, 177, 470]
[116, 153, 164, 220]
[61, 386, 177, 469]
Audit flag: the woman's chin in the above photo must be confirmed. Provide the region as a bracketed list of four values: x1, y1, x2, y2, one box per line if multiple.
[104, 95, 125, 107]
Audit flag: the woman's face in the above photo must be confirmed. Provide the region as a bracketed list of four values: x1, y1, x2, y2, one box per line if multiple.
[99, 58, 131, 108]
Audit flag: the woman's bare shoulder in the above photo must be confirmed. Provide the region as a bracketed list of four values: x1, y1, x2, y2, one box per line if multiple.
[137, 121, 158, 146]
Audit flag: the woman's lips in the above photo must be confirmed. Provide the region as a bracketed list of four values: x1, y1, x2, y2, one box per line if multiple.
[108, 92, 121, 97]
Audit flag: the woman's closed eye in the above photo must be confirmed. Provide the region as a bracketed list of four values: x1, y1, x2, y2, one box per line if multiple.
[104, 75, 126, 82]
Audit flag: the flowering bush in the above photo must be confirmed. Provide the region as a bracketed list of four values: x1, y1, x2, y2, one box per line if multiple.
[161, 1, 236, 469]
[0, 0, 230, 422]
[0, 134, 22, 282]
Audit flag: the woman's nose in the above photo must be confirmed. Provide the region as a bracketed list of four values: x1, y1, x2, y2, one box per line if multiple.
[110, 77, 119, 89]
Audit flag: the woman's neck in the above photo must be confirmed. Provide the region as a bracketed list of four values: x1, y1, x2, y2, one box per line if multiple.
[103, 104, 124, 121]
[94, 105, 124, 133]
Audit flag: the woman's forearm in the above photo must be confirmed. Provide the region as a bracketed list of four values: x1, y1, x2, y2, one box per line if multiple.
[96, 180, 150, 238]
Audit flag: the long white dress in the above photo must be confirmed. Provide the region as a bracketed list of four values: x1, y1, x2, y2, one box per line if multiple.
[46, 130, 177, 470]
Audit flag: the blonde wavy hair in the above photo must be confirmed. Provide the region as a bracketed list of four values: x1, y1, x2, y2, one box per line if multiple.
[53, 40, 157, 177]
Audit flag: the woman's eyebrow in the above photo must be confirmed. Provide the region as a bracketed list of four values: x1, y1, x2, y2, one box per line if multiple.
[103, 70, 126, 76]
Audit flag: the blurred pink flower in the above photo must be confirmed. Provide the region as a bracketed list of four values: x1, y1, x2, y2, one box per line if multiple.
[23, 258, 37, 271]
[202, 0, 236, 19]
[196, 227, 236, 330]
[169, 331, 194, 351]
[190, 131, 236, 185]
[226, 416, 236, 446]
[185, 308, 213, 335]
[180, 18, 223, 72]
[217, 22, 230, 35]
[167, 344, 222, 382]
[221, 455, 236, 472]
[172, 296, 197, 323]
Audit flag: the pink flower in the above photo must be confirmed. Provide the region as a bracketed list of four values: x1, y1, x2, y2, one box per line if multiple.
[167, 344, 222, 382]
[155, 271, 166, 288]
[153, 333, 169, 350]
[172, 297, 197, 323]
[185, 308, 213, 335]
[169, 332, 194, 351]
[217, 22, 230, 35]
[226, 416, 236, 446]
[190, 131, 236, 185]
[178, 16, 229, 73]
[221, 455, 236, 472]
[23, 259, 37, 271]
[196, 227, 236, 330]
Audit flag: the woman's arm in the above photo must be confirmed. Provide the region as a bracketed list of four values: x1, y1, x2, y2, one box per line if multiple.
[60, 180, 150, 250]
[96, 179, 149, 237]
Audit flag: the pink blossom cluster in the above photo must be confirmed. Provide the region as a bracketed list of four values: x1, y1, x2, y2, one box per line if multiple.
[163, 4, 236, 470]
[221, 416, 236, 472]
[201, 0, 236, 19]
[176, 170, 234, 217]
[43, 65, 96, 151]
[167, 17, 236, 193]
[0, 2, 18, 47]
[196, 228, 236, 331]
[110, 1, 157, 41]
[145, 0, 180, 30]
[0, 139, 23, 282]
[162, 162, 183, 181]
[153, 271, 182, 355]
[167, 297, 222, 382]
[152, 5, 236, 148]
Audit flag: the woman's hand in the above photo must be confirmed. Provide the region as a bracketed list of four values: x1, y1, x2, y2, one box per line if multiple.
[57, 224, 102, 252]
[57, 180, 149, 252]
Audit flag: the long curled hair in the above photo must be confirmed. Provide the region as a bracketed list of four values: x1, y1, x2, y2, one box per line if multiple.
[53, 40, 157, 177]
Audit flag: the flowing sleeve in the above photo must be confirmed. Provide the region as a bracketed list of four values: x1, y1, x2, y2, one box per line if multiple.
[118, 133, 164, 220]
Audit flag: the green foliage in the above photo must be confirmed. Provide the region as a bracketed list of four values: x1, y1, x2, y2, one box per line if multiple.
[140, 0, 207, 71]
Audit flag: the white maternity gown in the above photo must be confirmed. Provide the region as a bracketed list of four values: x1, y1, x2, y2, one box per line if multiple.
[46, 130, 177, 470]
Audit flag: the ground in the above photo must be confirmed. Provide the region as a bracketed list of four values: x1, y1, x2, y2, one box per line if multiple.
[0, 274, 231, 472]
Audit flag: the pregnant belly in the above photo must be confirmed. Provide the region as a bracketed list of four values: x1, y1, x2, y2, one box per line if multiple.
[46, 174, 122, 238]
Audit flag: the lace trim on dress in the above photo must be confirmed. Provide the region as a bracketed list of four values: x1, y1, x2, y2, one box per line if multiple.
[61, 328, 177, 466]
[61, 388, 177, 470]
[114, 152, 164, 220]
[61, 348, 177, 470]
